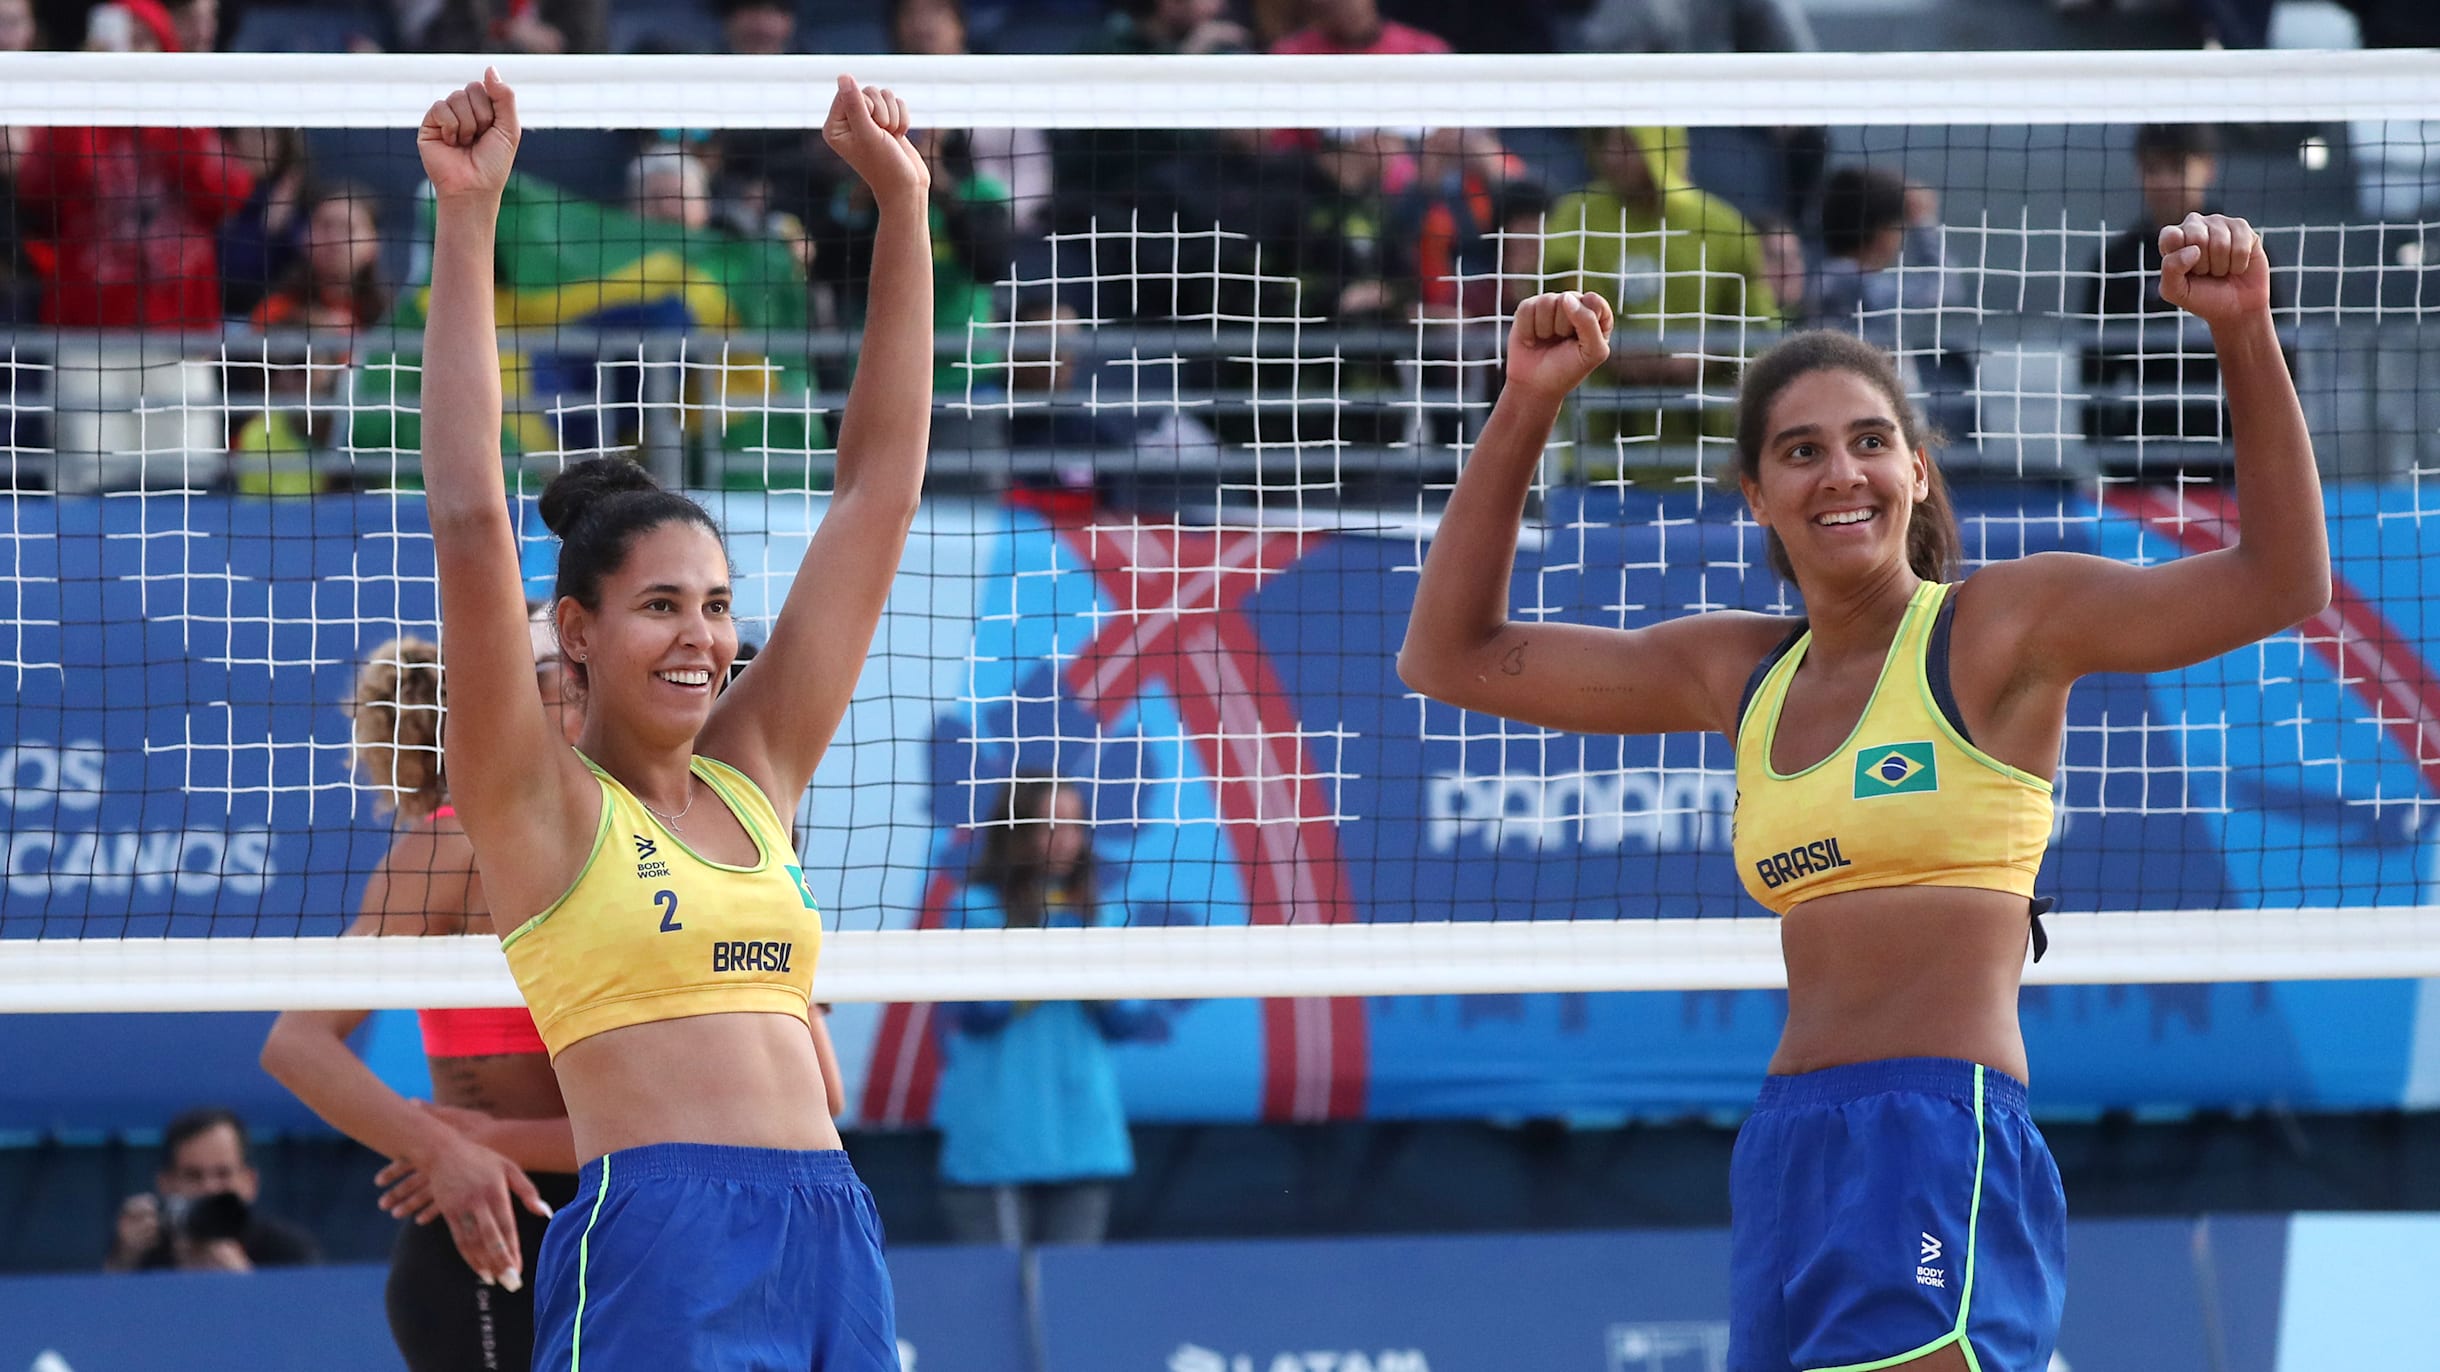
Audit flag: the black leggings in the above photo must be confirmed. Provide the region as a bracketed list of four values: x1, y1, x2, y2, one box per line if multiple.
[385, 1172, 579, 1372]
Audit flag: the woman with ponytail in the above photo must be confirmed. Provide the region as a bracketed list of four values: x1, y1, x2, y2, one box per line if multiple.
[262, 628, 585, 1371]
[411, 67, 930, 1370]
[1401, 213, 2327, 1372]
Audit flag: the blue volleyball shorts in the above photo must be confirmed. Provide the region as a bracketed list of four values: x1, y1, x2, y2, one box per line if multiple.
[1729, 1058, 2067, 1372]
[531, 1143, 898, 1371]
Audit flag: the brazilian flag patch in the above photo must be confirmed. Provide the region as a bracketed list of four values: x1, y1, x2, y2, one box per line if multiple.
[1854, 741, 1939, 798]
[783, 864, 821, 911]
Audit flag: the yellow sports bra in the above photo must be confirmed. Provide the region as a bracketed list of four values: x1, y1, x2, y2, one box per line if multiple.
[1732, 580, 2055, 929]
[500, 751, 821, 1058]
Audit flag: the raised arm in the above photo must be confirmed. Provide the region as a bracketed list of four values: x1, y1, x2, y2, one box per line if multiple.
[415, 71, 594, 901]
[704, 77, 933, 808]
[1398, 292, 1784, 737]
[1981, 213, 2330, 680]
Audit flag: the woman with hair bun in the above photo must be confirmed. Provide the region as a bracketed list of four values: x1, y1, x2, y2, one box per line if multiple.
[262, 627, 587, 1371]
[413, 66, 931, 1369]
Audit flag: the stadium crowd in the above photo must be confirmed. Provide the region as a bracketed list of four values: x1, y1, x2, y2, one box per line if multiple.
[0, 0, 2399, 491]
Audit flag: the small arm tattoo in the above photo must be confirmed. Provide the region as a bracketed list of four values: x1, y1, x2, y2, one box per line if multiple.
[1499, 641, 1529, 676]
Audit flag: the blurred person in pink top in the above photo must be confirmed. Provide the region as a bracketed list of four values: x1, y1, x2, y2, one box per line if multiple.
[1269, 0, 1449, 54]
[1266, 1, 1459, 159]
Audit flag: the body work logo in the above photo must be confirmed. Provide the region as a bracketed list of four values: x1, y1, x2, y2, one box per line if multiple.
[1854, 742, 1938, 799]
[1916, 1231, 1946, 1289]
[1170, 1344, 1428, 1372]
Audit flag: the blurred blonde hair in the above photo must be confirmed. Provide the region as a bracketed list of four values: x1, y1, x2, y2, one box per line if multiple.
[346, 636, 445, 822]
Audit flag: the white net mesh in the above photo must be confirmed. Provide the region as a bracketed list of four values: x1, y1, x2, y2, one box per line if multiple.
[3, 51, 2438, 1009]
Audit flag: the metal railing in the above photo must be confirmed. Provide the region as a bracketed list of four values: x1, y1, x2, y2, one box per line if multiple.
[0, 316, 2395, 495]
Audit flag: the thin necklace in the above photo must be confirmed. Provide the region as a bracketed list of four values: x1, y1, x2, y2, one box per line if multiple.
[638, 775, 698, 827]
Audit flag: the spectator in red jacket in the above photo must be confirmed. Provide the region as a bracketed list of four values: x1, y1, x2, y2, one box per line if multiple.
[1, 0, 41, 327]
[17, 3, 254, 332]
[20, 0, 252, 489]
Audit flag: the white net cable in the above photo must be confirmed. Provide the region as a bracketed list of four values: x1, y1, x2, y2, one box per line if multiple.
[8, 908, 2439, 1012]
[2, 49, 2437, 129]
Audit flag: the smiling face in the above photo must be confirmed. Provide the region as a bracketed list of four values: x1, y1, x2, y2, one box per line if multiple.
[1740, 367, 1929, 589]
[556, 521, 736, 754]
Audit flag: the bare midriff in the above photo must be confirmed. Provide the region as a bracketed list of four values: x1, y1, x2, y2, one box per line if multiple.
[426, 1050, 567, 1121]
[551, 1011, 841, 1163]
[423, 914, 568, 1123]
[1772, 884, 2033, 1085]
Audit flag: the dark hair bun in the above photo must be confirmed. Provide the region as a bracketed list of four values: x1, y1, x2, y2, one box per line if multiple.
[539, 458, 661, 539]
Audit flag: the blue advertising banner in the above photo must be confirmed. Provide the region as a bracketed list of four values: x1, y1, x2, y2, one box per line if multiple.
[0, 495, 421, 939]
[4, 489, 2437, 1132]
[0, 1216, 2402, 1371]
[0, 1244, 1023, 1372]
[0, 1264, 406, 1372]
[2057, 1216, 2289, 1372]
[1033, 1220, 2295, 1372]
[1039, 1231, 1734, 1372]
[891, 1244, 1029, 1372]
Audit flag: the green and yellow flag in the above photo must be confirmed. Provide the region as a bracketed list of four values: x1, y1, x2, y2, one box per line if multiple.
[350, 175, 823, 479]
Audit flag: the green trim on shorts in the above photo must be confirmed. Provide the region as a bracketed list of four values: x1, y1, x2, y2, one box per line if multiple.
[1802, 1065, 1990, 1372]
[570, 1153, 612, 1372]
[1958, 1065, 1989, 1372]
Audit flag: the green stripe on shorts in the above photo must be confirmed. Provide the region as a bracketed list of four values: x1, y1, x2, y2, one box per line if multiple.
[1804, 1066, 1991, 1372]
[571, 1154, 611, 1372]
[1955, 1064, 1989, 1371]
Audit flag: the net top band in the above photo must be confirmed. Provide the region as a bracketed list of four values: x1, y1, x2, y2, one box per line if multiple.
[0, 48, 2435, 130]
